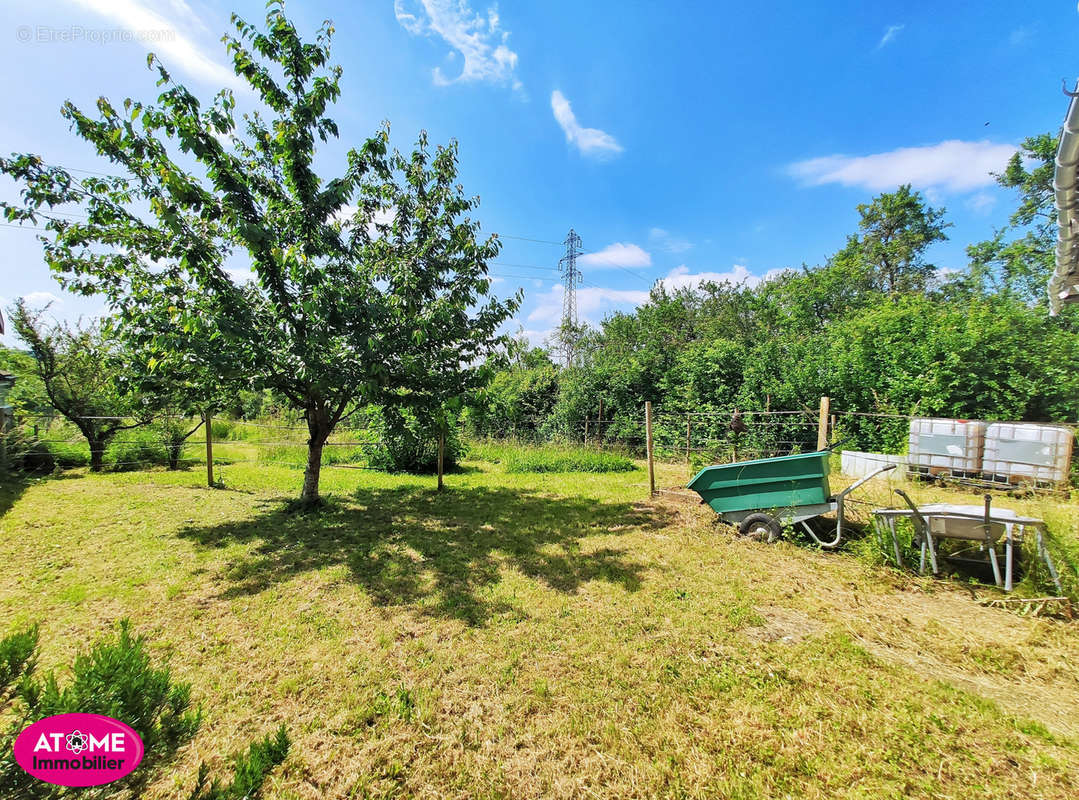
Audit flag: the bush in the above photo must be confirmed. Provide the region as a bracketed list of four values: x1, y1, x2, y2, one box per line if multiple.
[0, 620, 201, 797]
[3, 428, 54, 473]
[187, 726, 290, 800]
[369, 409, 465, 473]
[211, 417, 236, 440]
[0, 622, 289, 799]
[106, 428, 169, 472]
[500, 443, 636, 474]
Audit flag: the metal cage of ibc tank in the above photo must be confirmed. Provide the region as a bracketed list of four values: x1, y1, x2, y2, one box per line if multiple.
[907, 418, 986, 479]
[981, 422, 1075, 488]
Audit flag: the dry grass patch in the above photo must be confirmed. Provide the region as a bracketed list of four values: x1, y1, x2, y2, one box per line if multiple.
[0, 457, 1077, 798]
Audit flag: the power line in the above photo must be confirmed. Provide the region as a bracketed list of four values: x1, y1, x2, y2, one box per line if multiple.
[490, 261, 560, 271]
[489, 272, 561, 284]
[495, 234, 565, 245]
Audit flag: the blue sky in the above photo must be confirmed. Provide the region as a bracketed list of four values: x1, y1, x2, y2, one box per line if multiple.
[1, 0, 1076, 348]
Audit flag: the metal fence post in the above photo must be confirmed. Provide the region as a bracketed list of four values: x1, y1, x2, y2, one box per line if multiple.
[645, 401, 655, 496]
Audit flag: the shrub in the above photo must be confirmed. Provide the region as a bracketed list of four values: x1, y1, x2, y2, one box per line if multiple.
[369, 409, 465, 473]
[106, 428, 169, 472]
[0, 620, 200, 797]
[2, 428, 54, 474]
[187, 726, 290, 800]
[211, 418, 236, 440]
[0, 622, 289, 799]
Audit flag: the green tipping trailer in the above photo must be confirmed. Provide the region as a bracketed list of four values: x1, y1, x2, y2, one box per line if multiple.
[687, 449, 895, 546]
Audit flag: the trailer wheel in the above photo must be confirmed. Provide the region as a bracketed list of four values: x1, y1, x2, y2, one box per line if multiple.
[738, 513, 782, 543]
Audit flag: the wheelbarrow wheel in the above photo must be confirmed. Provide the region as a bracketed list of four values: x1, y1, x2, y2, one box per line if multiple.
[738, 513, 782, 543]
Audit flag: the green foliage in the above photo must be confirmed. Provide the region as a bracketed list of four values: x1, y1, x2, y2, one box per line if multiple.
[467, 347, 559, 439]
[0, 625, 38, 700]
[963, 133, 1058, 305]
[186, 725, 289, 800]
[0, 622, 290, 799]
[473, 177, 1079, 458]
[0, 620, 201, 798]
[2, 427, 56, 474]
[7, 301, 148, 471]
[1, 3, 516, 505]
[834, 184, 950, 295]
[107, 427, 172, 472]
[0, 345, 49, 416]
[370, 409, 464, 473]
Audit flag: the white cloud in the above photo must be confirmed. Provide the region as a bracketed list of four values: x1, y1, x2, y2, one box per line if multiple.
[394, 0, 521, 90]
[656, 264, 782, 293]
[648, 227, 692, 254]
[965, 192, 997, 215]
[224, 267, 254, 284]
[579, 242, 651, 269]
[877, 24, 904, 49]
[22, 291, 64, 308]
[515, 327, 554, 347]
[550, 90, 623, 158]
[526, 284, 649, 326]
[523, 264, 790, 331]
[788, 140, 1017, 194]
[69, 0, 239, 88]
[334, 204, 396, 239]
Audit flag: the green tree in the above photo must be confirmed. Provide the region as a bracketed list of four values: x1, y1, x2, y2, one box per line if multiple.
[9, 300, 146, 471]
[834, 184, 949, 295]
[1, 3, 515, 505]
[965, 133, 1057, 304]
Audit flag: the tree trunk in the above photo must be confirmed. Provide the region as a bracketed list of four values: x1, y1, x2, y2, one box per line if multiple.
[167, 441, 182, 471]
[301, 440, 324, 505]
[88, 437, 105, 472]
[300, 406, 332, 507]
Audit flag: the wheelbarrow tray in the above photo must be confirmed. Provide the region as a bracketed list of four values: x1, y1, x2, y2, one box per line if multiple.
[688, 450, 832, 519]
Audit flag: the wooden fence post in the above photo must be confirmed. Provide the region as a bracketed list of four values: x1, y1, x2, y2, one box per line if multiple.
[685, 414, 691, 465]
[584, 418, 589, 444]
[645, 401, 655, 497]
[204, 412, 214, 487]
[817, 396, 830, 451]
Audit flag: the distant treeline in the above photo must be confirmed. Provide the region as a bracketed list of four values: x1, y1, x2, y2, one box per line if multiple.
[466, 135, 1079, 454]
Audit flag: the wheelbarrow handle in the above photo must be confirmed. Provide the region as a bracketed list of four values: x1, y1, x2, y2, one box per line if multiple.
[821, 438, 850, 453]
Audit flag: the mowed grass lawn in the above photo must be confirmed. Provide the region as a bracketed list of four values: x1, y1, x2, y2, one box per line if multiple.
[2, 449, 1079, 799]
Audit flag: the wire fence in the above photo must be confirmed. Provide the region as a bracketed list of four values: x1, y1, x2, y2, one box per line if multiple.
[4, 413, 389, 474]
[4, 401, 1079, 493]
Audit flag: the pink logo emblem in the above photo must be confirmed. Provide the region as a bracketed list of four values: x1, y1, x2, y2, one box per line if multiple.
[12, 713, 143, 787]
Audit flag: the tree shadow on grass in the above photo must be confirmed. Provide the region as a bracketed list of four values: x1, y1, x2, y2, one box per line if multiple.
[177, 485, 675, 625]
[0, 472, 31, 518]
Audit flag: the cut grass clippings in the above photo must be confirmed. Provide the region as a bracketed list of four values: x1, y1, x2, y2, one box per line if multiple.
[2, 452, 1078, 798]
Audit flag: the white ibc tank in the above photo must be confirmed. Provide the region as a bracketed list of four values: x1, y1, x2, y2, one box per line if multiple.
[908, 418, 986, 475]
[982, 422, 1075, 485]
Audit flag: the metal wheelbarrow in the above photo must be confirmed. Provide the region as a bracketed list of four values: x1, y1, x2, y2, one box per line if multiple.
[687, 443, 896, 546]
